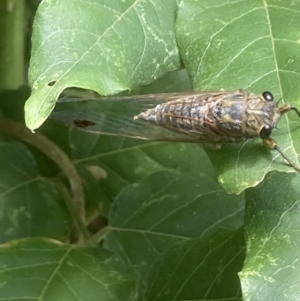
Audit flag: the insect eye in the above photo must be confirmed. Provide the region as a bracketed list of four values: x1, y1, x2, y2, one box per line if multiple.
[260, 125, 272, 139]
[262, 91, 274, 102]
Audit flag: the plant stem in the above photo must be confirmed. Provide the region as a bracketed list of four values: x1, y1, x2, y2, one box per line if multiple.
[0, 0, 25, 89]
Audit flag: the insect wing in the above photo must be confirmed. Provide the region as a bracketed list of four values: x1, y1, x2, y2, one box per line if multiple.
[51, 93, 217, 142]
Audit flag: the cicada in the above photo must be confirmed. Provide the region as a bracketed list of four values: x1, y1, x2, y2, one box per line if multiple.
[51, 89, 300, 171]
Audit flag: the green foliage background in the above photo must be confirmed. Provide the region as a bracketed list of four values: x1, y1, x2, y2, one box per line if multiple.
[1, 0, 300, 300]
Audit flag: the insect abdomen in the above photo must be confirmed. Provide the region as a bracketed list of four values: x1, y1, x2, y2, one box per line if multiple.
[136, 100, 209, 131]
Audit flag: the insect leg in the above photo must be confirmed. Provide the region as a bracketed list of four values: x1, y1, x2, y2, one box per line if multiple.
[279, 104, 300, 117]
[290, 106, 300, 117]
[263, 137, 300, 172]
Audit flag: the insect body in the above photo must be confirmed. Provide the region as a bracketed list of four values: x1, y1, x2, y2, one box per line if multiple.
[51, 90, 300, 171]
[135, 90, 278, 143]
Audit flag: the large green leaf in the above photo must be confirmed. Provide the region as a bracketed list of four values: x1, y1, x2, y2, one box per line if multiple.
[25, 0, 180, 130]
[0, 238, 137, 300]
[102, 169, 245, 297]
[144, 230, 244, 301]
[240, 172, 300, 300]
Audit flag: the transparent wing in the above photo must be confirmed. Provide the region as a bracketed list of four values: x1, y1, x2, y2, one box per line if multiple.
[51, 92, 225, 142]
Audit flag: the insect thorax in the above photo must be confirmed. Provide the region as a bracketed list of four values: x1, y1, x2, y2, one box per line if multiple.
[212, 92, 281, 139]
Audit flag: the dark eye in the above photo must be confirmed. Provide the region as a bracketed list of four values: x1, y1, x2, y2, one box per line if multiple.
[260, 125, 272, 139]
[262, 91, 274, 102]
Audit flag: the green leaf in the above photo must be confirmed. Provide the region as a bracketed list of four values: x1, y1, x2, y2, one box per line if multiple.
[71, 137, 234, 216]
[240, 172, 300, 300]
[0, 238, 137, 300]
[102, 170, 245, 295]
[0, 142, 71, 243]
[25, 0, 180, 130]
[176, 0, 300, 192]
[144, 230, 245, 301]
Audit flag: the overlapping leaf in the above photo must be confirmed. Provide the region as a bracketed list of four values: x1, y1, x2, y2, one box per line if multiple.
[26, 0, 180, 130]
[241, 172, 300, 300]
